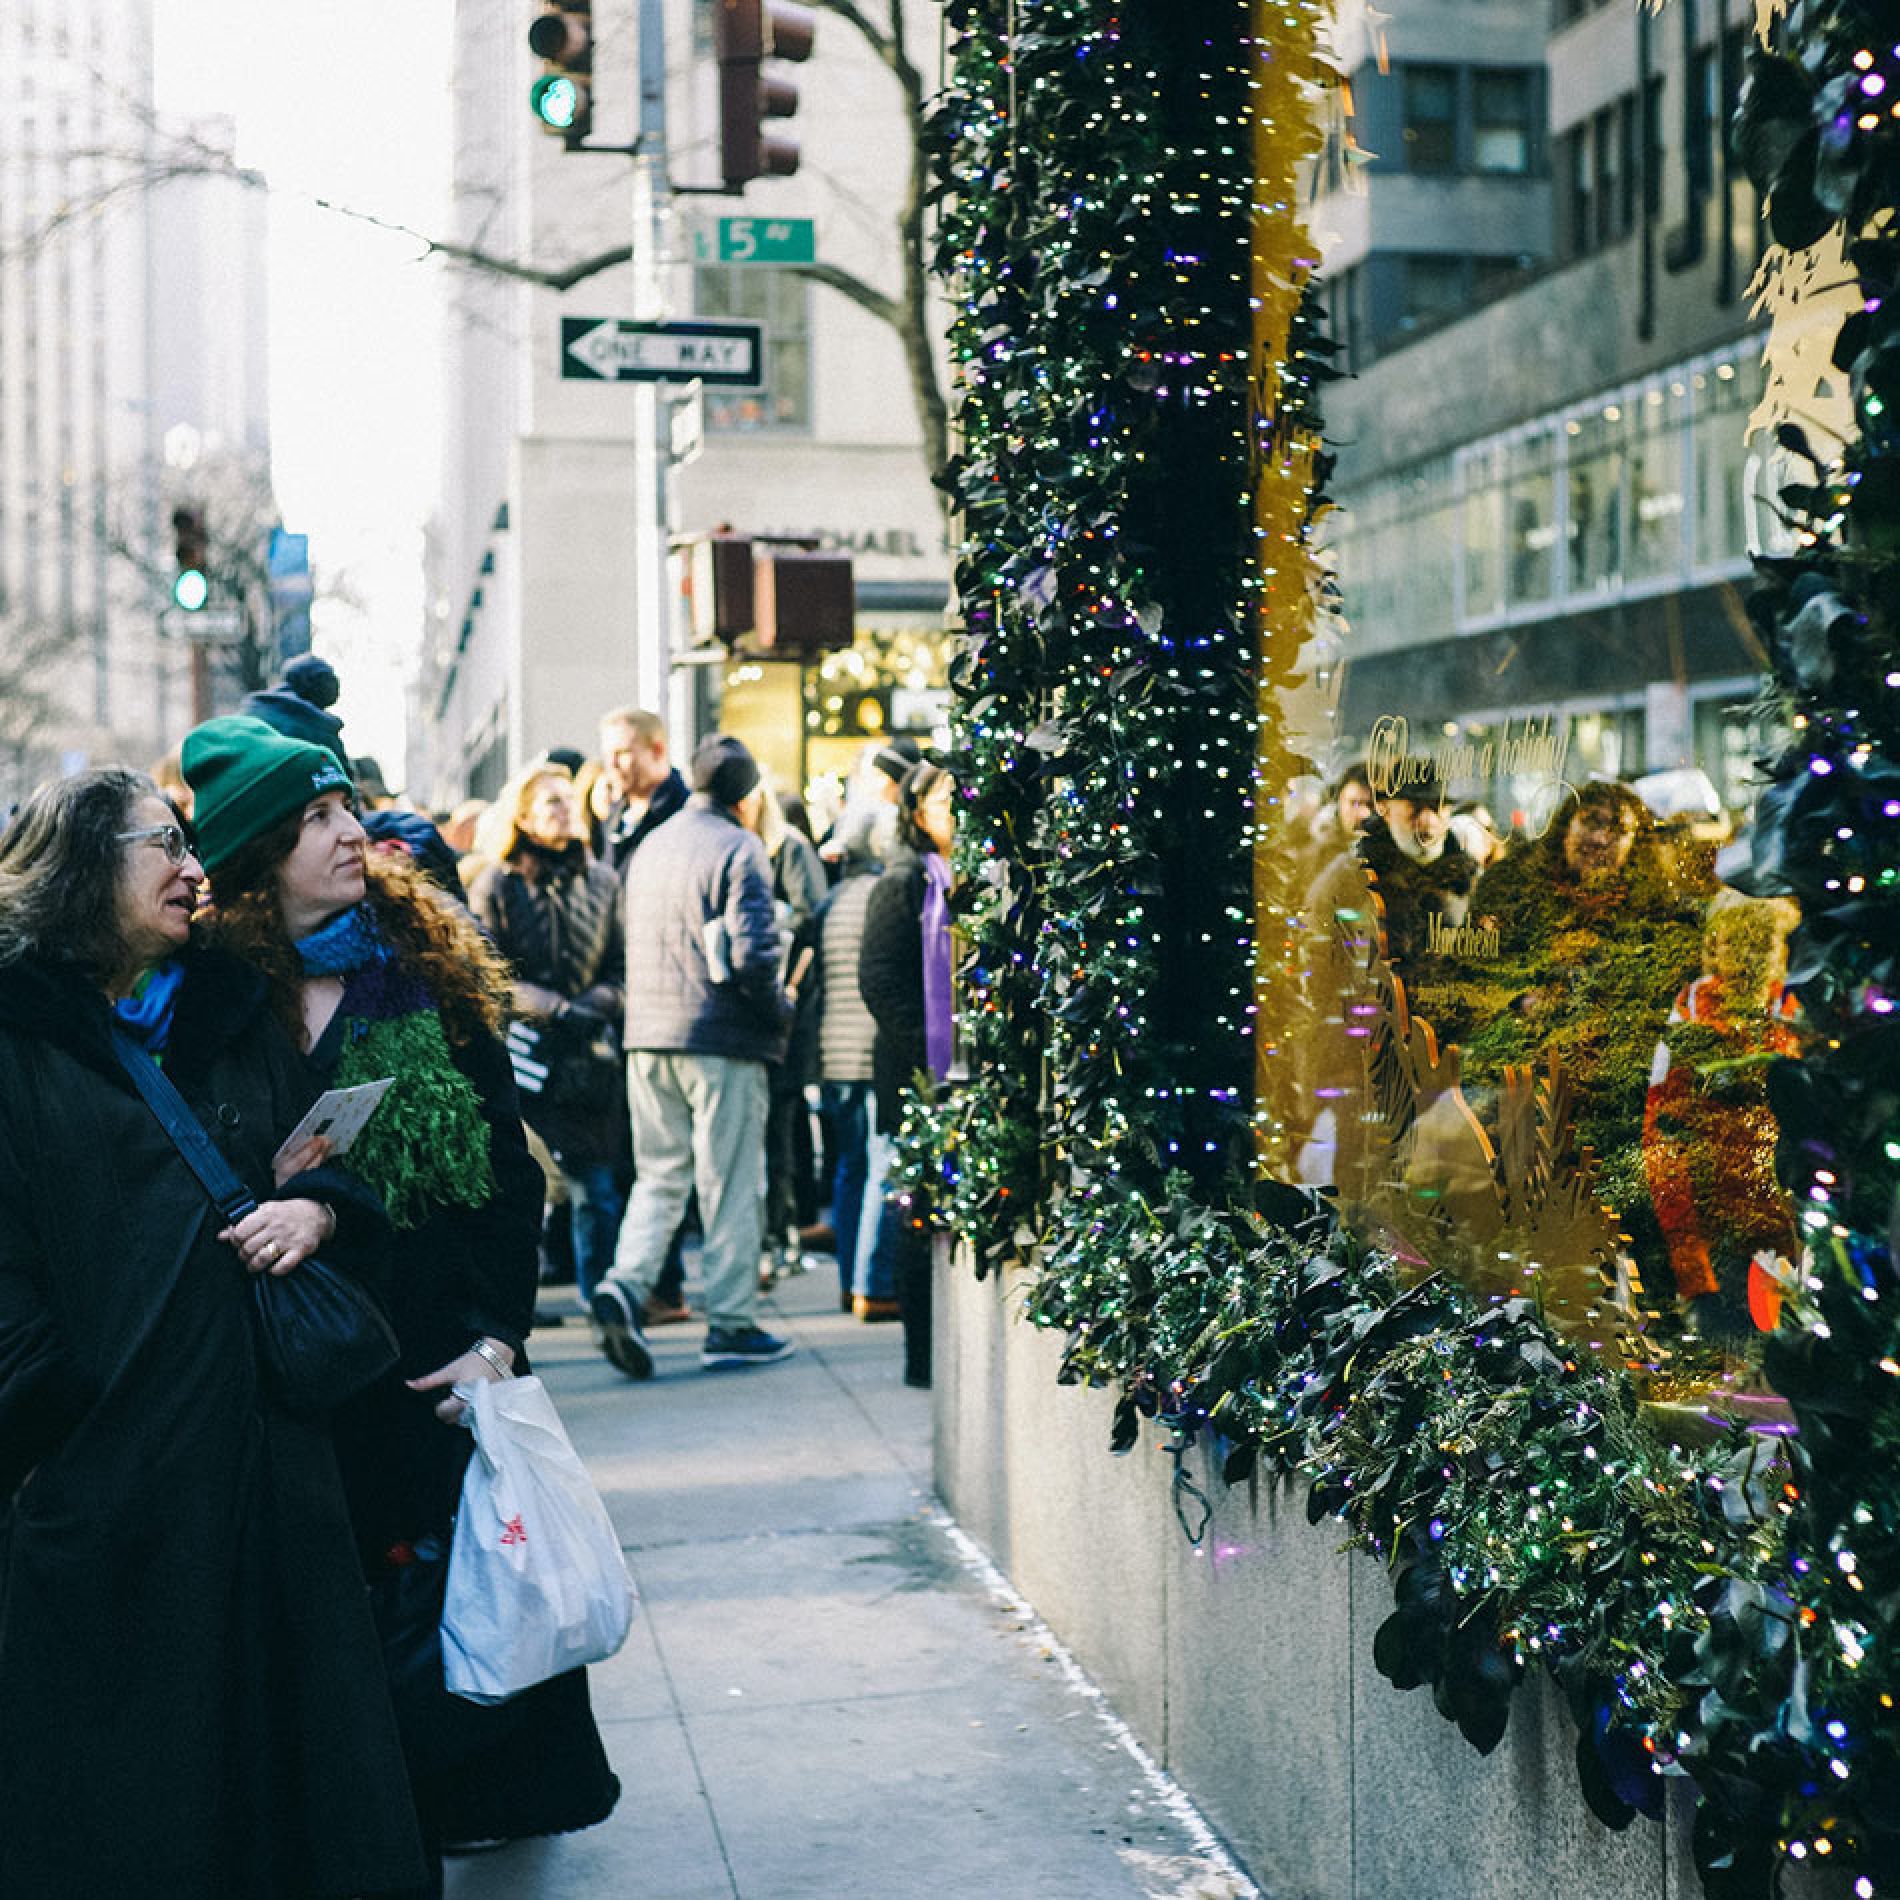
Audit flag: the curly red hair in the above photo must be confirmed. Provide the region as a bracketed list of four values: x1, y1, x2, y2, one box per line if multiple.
[205, 841, 510, 1052]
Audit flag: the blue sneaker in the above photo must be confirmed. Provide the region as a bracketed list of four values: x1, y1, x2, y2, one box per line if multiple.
[590, 1282, 655, 1380]
[701, 1326, 796, 1369]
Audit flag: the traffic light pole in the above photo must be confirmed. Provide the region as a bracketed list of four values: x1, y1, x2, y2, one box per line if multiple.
[630, 0, 692, 738]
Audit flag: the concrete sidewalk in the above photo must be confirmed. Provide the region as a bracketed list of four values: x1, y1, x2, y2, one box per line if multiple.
[445, 1263, 1254, 1900]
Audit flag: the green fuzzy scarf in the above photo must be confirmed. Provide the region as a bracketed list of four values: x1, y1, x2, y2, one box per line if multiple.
[333, 1010, 497, 1231]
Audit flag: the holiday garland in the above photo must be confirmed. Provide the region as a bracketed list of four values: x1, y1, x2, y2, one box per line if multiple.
[919, 2, 1900, 1895]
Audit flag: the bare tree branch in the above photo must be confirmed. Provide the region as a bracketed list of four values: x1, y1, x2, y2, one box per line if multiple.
[308, 196, 636, 290]
[786, 260, 900, 327]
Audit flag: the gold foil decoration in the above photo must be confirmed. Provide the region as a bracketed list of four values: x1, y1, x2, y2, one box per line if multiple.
[1249, 0, 1345, 1174]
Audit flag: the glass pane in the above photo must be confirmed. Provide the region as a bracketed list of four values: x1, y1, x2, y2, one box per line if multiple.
[1403, 68, 1457, 173]
[1473, 70, 1530, 174]
[696, 268, 809, 431]
[1399, 477, 1457, 642]
[1692, 355, 1762, 568]
[1628, 385, 1687, 582]
[1567, 409, 1627, 591]
[1505, 433, 1556, 605]
[1461, 448, 1501, 618]
[1401, 253, 1465, 328]
[768, 339, 808, 426]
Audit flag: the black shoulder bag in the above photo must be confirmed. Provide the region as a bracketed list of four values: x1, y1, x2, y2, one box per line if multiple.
[109, 1028, 400, 1414]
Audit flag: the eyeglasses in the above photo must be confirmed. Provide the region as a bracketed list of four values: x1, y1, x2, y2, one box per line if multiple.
[116, 823, 197, 866]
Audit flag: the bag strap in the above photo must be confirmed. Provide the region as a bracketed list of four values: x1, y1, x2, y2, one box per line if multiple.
[108, 1026, 259, 1227]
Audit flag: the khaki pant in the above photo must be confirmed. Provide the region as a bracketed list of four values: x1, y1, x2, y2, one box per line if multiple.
[605, 1051, 768, 1333]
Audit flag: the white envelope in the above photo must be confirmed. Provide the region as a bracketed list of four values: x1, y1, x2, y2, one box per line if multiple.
[271, 1078, 395, 1171]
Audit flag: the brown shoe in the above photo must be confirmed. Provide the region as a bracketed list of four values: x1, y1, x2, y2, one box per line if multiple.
[799, 1222, 836, 1252]
[642, 1299, 694, 1327]
[853, 1296, 901, 1322]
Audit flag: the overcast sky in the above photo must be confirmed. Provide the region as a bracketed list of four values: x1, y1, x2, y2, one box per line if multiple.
[152, 0, 456, 787]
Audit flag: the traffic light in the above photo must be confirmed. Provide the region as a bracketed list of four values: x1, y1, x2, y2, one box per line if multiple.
[688, 533, 756, 645]
[753, 550, 853, 656]
[714, 0, 815, 188]
[528, 1, 593, 147]
[171, 506, 209, 613]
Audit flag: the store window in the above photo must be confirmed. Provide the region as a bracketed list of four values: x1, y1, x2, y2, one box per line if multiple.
[694, 266, 811, 431]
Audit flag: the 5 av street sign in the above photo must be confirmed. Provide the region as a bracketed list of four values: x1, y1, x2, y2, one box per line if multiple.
[693, 217, 817, 265]
[561, 318, 763, 386]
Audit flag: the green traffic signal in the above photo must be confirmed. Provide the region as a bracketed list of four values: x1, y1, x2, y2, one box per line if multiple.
[530, 72, 582, 133]
[172, 567, 209, 613]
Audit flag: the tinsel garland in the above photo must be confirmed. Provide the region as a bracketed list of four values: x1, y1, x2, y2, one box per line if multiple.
[915, 1, 1900, 1894]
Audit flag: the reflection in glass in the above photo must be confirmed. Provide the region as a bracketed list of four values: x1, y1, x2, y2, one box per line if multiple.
[1460, 447, 1501, 619]
[1642, 893, 1802, 1339]
[1505, 433, 1556, 605]
[1628, 386, 1687, 582]
[1405, 782, 1715, 1273]
[1566, 410, 1627, 590]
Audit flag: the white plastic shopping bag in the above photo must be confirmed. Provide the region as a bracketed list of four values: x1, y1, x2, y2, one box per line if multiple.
[441, 1375, 636, 1705]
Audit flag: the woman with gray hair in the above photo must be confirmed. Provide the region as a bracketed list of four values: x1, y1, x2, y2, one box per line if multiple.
[0, 767, 426, 1897]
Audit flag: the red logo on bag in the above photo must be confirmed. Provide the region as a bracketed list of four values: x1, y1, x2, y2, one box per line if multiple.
[499, 1514, 528, 1546]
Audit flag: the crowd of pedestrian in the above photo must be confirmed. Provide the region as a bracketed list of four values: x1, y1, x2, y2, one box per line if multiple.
[1292, 758, 1797, 1338]
[0, 660, 954, 1896]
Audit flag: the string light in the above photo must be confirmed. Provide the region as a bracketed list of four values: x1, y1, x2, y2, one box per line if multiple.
[904, 2, 1900, 1892]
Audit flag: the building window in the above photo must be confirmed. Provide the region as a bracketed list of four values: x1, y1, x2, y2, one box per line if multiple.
[1328, 263, 1363, 371]
[1473, 254, 1534, 303]
[694, 267, 811, 431]
[1643, 77, 1665, 217]
[1591, 105, 1617, 247]
[1616, 96, 1639, 235]
[1560, 94, 1641, 259]
[1563, 127, 1593, 257]
[1399, 253, 1466, 330]
[1401, 67, 1458, 174]
[1472, 70, 1532, 174]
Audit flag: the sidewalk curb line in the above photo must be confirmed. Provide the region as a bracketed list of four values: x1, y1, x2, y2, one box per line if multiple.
[929, 1507, 1264, 1900]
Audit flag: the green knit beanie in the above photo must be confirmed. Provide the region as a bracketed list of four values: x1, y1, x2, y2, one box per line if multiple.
[181, 714, 354, 873]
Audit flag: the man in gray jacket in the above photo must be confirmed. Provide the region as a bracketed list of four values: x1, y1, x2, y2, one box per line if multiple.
[591, 735, 799, 1376]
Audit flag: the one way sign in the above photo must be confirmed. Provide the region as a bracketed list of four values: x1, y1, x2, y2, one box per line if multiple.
[560, 317, 763, 387]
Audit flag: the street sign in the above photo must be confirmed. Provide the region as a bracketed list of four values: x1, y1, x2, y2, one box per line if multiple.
[159, 605, 244, 644]
[692, 217, 817, 265]
[561, 317, 763, 386]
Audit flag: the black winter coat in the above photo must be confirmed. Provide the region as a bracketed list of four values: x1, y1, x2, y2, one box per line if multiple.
[0, 948, 426, 1899]
[858, 846, 930, 1136]
[307, 968, 621, 1851]
[470, 844, 627, 1166]
[316, 1006, 543, 1564]
[772, 827, 828, 1095]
